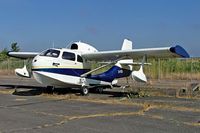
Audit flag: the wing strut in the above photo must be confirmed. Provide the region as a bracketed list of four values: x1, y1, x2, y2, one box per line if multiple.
[81, 57, 129, 78]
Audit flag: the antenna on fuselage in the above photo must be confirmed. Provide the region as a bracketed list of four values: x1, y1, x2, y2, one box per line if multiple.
[66, 41, 73, 48]
[52, 41, 55, 48]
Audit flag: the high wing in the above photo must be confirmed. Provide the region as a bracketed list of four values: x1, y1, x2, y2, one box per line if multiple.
[7, 52, 39, 59]
[81, 45, 190, 61]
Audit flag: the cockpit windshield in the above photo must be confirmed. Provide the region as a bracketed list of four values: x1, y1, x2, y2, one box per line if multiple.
[40, 49, 60, 58]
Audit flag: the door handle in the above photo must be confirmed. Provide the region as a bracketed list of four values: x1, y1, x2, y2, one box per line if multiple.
[52, 62, 60, 67]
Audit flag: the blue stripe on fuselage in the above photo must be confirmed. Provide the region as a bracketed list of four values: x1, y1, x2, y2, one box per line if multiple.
[89, 66, 131, 82]
[32, 66, 132, 82]
[32, 68, 90, 77]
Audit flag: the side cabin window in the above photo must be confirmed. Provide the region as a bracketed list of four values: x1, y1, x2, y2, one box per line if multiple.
[40, 49, 60, 58]
[62, 52, 75, 61]
[77, 55, 83, 63]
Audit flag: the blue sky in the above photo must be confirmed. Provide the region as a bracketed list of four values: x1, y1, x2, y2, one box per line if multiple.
[0, 0, 200, 57]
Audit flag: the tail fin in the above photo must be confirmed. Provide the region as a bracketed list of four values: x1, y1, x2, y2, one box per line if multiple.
[89, 39, 133, 82]
[121, 39, 132, 50]
[118, 39, 133, 65]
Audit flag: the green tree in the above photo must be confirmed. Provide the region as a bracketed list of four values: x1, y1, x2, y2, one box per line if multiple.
[11, 42, 20, 52]
[0, 48, 8, 61]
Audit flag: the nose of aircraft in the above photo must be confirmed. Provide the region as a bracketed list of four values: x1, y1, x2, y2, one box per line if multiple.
[32, 56, 38, 68]
[32, 55, 56, 69]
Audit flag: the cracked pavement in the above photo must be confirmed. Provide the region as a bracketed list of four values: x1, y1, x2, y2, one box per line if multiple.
[0, 76, 200, 133]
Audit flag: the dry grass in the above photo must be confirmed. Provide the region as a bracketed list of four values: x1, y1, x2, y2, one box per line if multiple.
[0, 70, 14, 75]
[0, 90, 14, 94]
[42, 93, 200, 113]
[159, 73, 200, 80]
[0, 89, 199, 127]
[1, 58, 200, 80]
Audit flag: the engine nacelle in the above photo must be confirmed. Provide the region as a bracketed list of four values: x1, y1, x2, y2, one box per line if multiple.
[15, 65, 31, 78]
[131, 69, 147, 83]
[70, 41, 98, 53]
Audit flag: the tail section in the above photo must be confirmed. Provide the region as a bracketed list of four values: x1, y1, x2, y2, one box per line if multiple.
[131, 56, 147, 83]
[116, 38, 133, 78]
[90, 39, 133, 82]
[89, 39, 147, 83]
[89, 63, 132, 82]
[118, 39, 133, 65]
[121, 39, 132, 50]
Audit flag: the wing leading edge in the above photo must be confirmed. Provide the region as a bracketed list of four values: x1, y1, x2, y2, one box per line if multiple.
[7, 52, 39, 59]
[82, 45, 190, 61]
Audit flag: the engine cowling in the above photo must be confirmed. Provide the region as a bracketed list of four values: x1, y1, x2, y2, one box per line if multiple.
[70, 41, 98, 53]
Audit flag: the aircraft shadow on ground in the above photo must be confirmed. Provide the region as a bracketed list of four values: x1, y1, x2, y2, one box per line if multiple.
[0, 84, 45, 96]
[0, 84, 128, 97]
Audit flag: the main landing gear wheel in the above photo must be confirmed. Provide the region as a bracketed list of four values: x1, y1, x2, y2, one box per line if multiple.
[44, 86, 54, 93]
[81, 87, 89, 96]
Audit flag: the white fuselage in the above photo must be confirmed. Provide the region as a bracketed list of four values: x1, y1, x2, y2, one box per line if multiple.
[31, 48, 112, 88]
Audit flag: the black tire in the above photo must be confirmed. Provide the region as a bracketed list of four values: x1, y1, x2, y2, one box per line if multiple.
[81, 87, 89, 96]
[44, 86, 54, 94]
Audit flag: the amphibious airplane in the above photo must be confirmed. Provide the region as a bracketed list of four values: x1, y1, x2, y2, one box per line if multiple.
[7, 39, 190, 95]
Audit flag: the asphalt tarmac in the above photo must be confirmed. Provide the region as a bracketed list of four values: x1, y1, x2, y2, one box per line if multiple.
[0, 75, 200, 133]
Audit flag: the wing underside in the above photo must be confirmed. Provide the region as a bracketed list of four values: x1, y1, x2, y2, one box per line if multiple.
[7, 45, 189, 61]
[82, 45, 190, 61]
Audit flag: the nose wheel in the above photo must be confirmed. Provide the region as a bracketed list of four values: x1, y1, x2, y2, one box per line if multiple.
[81, 87, 89, 96]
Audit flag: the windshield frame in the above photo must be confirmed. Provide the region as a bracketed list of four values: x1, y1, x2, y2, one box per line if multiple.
[40, 49, 60, 58]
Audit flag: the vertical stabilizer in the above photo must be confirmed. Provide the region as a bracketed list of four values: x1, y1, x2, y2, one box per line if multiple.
[121, 39, 132, 50]
[119, 39, 133, 64]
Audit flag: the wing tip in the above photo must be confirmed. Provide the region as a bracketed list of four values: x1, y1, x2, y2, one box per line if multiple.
[170, 45, 190, 58]
[7, 51, 28, 59]
[7, 51, 15, 57]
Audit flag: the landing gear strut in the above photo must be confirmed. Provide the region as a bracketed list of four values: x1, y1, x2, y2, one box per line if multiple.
[81, 87, 89, 96]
